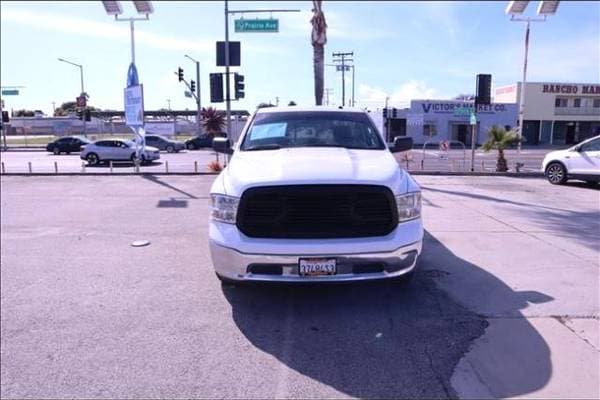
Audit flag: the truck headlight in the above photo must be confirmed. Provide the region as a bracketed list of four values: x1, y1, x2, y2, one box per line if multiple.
[396, 192, 421, 222]
[210, 194, 239, 224]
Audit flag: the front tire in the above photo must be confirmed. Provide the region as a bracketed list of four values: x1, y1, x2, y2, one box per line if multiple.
[186, 143, 196, 150]
[53, 147, 60, 155]
[546, 162, 567, 185]
[86, 153, 99, 166]
[166, 145, 175, 153]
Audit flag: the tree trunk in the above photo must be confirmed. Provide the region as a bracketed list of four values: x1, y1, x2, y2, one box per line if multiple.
[313, 44, 324, 106]
[496, 148, 508, 172]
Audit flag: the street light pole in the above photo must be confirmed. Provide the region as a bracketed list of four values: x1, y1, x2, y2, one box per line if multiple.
[506, 0, 559, 171]
[58, 57, 87, 136]
[223, 3, 300, 138]
[185, 54, 202, 134]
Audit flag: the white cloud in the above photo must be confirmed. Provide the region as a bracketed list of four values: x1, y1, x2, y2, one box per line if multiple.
[357, 80, 446, 108]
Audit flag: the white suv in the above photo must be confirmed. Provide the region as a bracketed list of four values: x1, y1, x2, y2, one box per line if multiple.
[542, 135, 600, 184]
[80, 139, 160, 165]
[208, 107, 423, 284]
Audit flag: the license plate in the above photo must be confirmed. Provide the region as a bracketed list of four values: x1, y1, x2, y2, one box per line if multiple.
[298, 258, 337, 276]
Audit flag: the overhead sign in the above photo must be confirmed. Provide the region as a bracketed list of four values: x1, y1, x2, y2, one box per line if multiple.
[1, 89, 19, 96]
[216, 41, 241, 66]
[124, 85, 144, 127]
[234, 18, 279, 33]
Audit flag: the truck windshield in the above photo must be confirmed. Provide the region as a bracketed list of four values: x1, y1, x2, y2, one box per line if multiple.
[241, 111, 385, 151]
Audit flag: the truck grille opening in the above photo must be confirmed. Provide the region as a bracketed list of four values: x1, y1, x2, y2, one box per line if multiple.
[237, 185, 398, 239]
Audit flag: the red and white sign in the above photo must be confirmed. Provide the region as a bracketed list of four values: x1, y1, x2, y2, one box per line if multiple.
[76, 96, 86, 108]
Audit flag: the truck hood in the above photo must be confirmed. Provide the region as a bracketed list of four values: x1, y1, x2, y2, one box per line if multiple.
[218, 147, 412, 196]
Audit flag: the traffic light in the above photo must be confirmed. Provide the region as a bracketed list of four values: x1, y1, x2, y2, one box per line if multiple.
[85, 109, 91, 122]
[190, 80, 196, 93]
[77, 109, 83, 120]
[234, 73, 245, 99]
[177, 67, 184, 82]
[382, 108, 388, 119]
[209, 73, 224, 103]
[476, 74, 492, 105]
[392, 108, 398, 118]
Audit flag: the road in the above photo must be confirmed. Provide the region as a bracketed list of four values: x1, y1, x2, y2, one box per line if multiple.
[1, 147, 551, 173]
[1, 175, 598, 398]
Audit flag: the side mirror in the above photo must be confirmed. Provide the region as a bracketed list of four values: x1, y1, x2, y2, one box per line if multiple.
[389, 136, 413, 153]
[213, 137, 233, 154]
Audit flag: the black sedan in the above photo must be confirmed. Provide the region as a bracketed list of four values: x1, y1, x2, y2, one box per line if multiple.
[46, 136, 91, 155]
[144, 135, 185, 153]
[185, 134, 214, 150]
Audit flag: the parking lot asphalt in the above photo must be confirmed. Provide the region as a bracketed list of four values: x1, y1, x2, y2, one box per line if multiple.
[1, 175, 598, 399]
[1, 147, 550, 173]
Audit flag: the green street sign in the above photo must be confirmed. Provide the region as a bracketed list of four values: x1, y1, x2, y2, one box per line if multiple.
[234, 18, 279, 33]
[1, 89, 19, 96]
[453, 106, 471, 116]
[470, 112, 477, 125]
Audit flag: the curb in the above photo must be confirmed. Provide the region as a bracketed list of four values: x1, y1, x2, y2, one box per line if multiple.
[1, 171, 543, 177]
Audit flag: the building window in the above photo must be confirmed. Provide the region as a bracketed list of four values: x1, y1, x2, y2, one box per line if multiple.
[423, 123, 437, 137]
[574, 98, 581, 108]
[555, 98, 568, 107]
[593, 99, 600, 108]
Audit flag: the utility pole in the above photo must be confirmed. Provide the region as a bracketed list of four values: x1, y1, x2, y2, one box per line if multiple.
[332, 51, 353, 106]
[351, 64, 355, 107]
[275, 96, 279, 106]
[167, 99, 171, 110]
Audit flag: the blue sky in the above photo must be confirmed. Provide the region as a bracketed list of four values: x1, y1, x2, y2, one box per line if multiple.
[1, 1, 599, 115]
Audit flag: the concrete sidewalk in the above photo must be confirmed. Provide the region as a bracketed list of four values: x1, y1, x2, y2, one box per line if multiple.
[1, 175, 598, 399]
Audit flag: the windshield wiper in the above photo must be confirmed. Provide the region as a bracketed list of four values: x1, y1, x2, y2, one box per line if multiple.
[244, 144, 282, 151]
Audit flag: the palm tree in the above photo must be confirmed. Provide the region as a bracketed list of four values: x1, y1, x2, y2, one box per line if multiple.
[311, 0, 327, 106]
[482, 125, 519, 172]
[201, 107, 225, 136]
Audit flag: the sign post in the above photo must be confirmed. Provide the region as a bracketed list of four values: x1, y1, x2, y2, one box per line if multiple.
[124, 63, 145, 163]
[470, 109, 477, 172]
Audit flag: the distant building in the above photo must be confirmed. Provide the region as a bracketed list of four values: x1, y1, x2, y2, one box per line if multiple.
[494, 82, 600, 145]
[374, 100, 517, 146]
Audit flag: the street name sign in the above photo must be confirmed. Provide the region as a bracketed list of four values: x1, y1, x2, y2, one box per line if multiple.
[124, 85, 144, 127]
[234, 18, 279, 33]
[1, 89, 19, 96]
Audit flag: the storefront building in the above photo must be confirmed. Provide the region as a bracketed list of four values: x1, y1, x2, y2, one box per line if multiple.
[494, 82, 600, 145]
[376, 100, 518, 146]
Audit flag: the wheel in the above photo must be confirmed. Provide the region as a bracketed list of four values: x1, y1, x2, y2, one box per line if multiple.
[53, 147, 60, 155]
[546, 162, 567, 185]
[166, 145, 175, 153]
[187, 143, 196, 150]
[86, 153, 99, 166]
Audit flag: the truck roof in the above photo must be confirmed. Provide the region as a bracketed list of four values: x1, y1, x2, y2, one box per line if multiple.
[255, 106, 367, 114]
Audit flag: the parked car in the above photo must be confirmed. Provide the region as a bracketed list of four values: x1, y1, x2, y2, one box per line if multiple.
[542, 135, 600, 184]
[46, 136, 91, 155]
[80, 139, 160, 165]
[209, 107, 423, 285]
[185, 134, 213, 150]
[144, 134, 185, 153]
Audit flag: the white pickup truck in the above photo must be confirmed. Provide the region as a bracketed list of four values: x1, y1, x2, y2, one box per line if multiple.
[208, 107, 423, 284]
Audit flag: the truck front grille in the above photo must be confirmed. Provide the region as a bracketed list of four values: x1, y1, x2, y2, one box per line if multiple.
[237, 185, 398, 239]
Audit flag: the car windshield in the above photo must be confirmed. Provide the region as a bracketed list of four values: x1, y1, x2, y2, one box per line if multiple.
[241, 111, 385, 151]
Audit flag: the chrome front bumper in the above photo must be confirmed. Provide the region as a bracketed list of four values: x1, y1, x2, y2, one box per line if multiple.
[209, 240, 422, 283]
